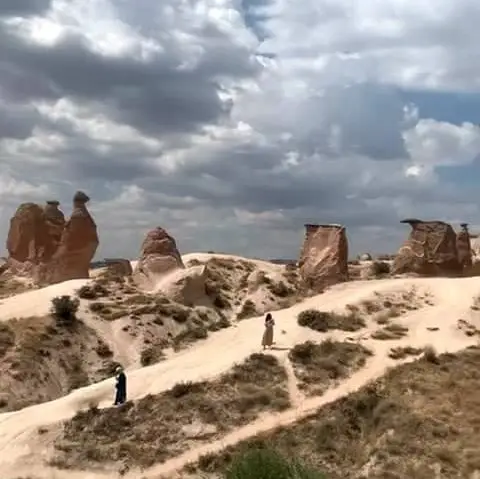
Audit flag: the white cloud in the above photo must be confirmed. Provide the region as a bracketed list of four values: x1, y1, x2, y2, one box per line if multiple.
[404, 119, 480, 175]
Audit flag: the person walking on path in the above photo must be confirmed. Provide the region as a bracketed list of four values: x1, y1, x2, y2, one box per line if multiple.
[262, 313, 275, 350]
[114, 366, 127, 406]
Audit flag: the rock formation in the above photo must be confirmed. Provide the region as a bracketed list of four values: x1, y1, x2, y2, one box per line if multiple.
[6, 202, 51, 277]
[133, 227, 184, 288]
[44, 191, 99, 284]
[392, 219, 461, 276]
[43, 200, 66, 261]
[298, 224, 349, 291]
[456, 223, 472, 271]
[4, 192, 98, 284]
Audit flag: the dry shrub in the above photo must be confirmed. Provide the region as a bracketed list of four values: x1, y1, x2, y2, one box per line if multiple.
[289, 340, 373, 395]
[297, 309, 366, 332]
[371, 261, 391, 277]
[388, 345, 423, 360]
[50, 296, 80, 326]
[237, 300, 258, 320]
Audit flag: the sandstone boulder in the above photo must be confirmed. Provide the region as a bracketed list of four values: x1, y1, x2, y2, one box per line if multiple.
[133, 227, 184, 288]
[298, 224, 349, 291]
[392, 219, 461, 276]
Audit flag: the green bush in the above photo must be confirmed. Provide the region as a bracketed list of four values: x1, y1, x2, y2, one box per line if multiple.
[225, 448, 325, 479]
[50, 295, 80, 325]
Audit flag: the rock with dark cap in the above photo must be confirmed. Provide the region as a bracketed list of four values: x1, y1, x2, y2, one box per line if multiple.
[73, 191, 90, 204]
[41, 191, 99, 284]
[393, 219, 461, 276]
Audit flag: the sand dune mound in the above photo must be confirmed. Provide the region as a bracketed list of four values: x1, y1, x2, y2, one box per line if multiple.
[1, 261, 480, 479]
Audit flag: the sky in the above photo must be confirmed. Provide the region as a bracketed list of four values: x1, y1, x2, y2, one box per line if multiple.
[1, 0, 480, 260]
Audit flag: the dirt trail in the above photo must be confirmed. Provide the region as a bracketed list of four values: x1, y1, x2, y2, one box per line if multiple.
[0, 275, 479, 478]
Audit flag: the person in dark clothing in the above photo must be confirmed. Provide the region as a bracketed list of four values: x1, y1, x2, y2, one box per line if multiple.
[114, 366, 127, 406]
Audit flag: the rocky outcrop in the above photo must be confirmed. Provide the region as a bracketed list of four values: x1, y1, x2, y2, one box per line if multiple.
[456, 223, 472, 271]
[298, 224, 349, 291]
[4, 192, 98, 284]
[393, 219, 461, 276]
[133, 227, 184, 288]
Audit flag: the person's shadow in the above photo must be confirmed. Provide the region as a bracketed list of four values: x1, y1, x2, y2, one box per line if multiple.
[270, 346, 290, 351]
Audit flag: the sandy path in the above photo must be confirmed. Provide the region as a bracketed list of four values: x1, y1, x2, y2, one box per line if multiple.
[0, 275, 479, 478]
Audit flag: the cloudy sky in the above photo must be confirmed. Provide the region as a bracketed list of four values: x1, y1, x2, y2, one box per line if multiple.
[1, 0, 480, 260]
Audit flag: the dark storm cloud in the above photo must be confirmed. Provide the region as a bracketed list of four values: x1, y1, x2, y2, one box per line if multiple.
[0, 21, 260, 136]
[54, 143, 162, 182]
[0, 0, 51, 17]
[0, 102, 42, 139]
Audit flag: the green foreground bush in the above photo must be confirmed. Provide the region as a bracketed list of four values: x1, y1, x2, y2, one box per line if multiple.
[225, 448, 326, 479]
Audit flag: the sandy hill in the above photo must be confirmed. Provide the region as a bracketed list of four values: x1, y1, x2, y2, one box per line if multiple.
[0, 253, 479, 478]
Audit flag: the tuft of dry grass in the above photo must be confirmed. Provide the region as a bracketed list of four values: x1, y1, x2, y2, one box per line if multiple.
[371, 323, 409, 340]
[289, 340, 373, 396]
[297, 309, 366, 332]
[52, 354, 290, 470]
[191, 345, 480, 479]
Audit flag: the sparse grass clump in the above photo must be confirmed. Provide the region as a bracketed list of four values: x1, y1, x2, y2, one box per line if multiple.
[297, 309, 366, 332]
[371, 323, 409, 340]
[217, 448, 326, 479]
[53, 354, 290, 470]
[50, 295, 80, 326]
[289, 340, 373, 395]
